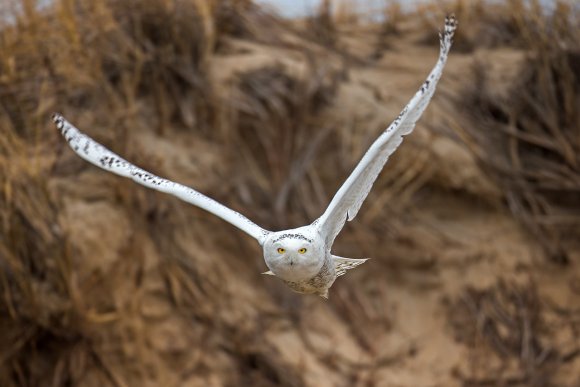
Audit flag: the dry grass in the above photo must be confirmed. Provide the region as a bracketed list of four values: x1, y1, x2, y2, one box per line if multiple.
[0, 128, 85, 387]
[448, 279, 580, 386]
[451, 0, 580, 263]
[379, 0, 403, 37]
[0, 1, 296, 385]
[226, 61, 342, 229]
[306, 0, 337, 48]
[0, 0, 347, 385]
[1, 0, 580, 385]
[369, 1, 404, 61]
[414, 0, 577, 52]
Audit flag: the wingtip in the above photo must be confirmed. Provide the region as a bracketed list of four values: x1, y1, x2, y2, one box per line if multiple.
[52, 112, 64, 129]
[445, 13, 458, 33]
[439, 14, 457, 54]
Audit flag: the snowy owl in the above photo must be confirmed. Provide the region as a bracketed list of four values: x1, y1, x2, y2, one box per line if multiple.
[53, 16, 457, 299]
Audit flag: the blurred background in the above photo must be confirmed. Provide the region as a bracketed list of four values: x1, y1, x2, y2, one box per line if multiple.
[0, 0, 579, 386]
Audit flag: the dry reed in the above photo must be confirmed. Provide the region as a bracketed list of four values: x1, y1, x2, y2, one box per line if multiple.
[0, 1, 303, 385]
[452, 0, 580, 263]
[1, 0, 579, 385]
[448, 279, 579, 386]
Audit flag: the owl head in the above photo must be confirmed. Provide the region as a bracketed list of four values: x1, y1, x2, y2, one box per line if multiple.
[263, 229, 324, 282]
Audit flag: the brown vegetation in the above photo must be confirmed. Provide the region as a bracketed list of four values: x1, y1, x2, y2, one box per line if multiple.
[1, 0, 579, 386]
[452, 0, 580, 263]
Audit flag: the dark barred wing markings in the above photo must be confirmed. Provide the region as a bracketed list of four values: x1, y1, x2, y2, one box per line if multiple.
[53, 114, 270, 244]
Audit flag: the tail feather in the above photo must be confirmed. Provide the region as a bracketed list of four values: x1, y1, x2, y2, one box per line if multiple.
[332, 255, 369, 277]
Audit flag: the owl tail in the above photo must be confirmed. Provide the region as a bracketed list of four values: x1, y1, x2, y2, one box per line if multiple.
[332, 255, 369, 277]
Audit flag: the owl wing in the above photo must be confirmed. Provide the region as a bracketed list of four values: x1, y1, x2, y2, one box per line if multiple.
[53, 114, 270, 245]
[316, 15, 457, 247]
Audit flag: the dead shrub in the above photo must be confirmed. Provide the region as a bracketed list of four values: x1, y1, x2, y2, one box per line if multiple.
[455, 22, 580, 263]
[414, 0, 565, 52]
[0, 127, 94, 386]
[226, 61, 342, 229]
[447, 279, 579, 386]
[306, 0, 337, 48]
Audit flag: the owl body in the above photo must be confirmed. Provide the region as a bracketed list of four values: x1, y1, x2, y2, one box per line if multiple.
[262, 226, 363, 298]
[281, 255, 336, 298]
[262, 226, 336, 297]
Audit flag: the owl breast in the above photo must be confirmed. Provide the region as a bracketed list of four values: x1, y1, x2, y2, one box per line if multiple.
[283, 255, 336, 296]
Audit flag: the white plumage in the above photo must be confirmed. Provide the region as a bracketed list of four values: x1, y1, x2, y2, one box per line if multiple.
[53, 16, 457, 298]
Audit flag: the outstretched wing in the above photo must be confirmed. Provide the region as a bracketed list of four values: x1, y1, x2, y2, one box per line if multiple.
[316, 15, 457, 247]
[53, 114, 270, 245]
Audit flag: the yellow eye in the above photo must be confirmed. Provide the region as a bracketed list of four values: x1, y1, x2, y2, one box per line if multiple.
[298, 248, 307, 254]
[277, 248, 285, 254]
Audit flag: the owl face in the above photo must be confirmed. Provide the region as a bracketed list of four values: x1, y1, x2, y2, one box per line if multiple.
[263, 229, 324, 282]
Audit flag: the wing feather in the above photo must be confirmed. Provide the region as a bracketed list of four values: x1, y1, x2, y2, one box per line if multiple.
[316, 15, 457, 247]
[53, 114, 270, 244]
[332, 256, 369, 277]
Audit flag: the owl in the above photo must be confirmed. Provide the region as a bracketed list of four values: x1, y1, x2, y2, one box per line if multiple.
[53, 15, 457, 298]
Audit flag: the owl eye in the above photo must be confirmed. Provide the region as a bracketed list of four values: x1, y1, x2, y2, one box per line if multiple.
[298, 248, 307, 254]
[277, 248, 285, 254]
